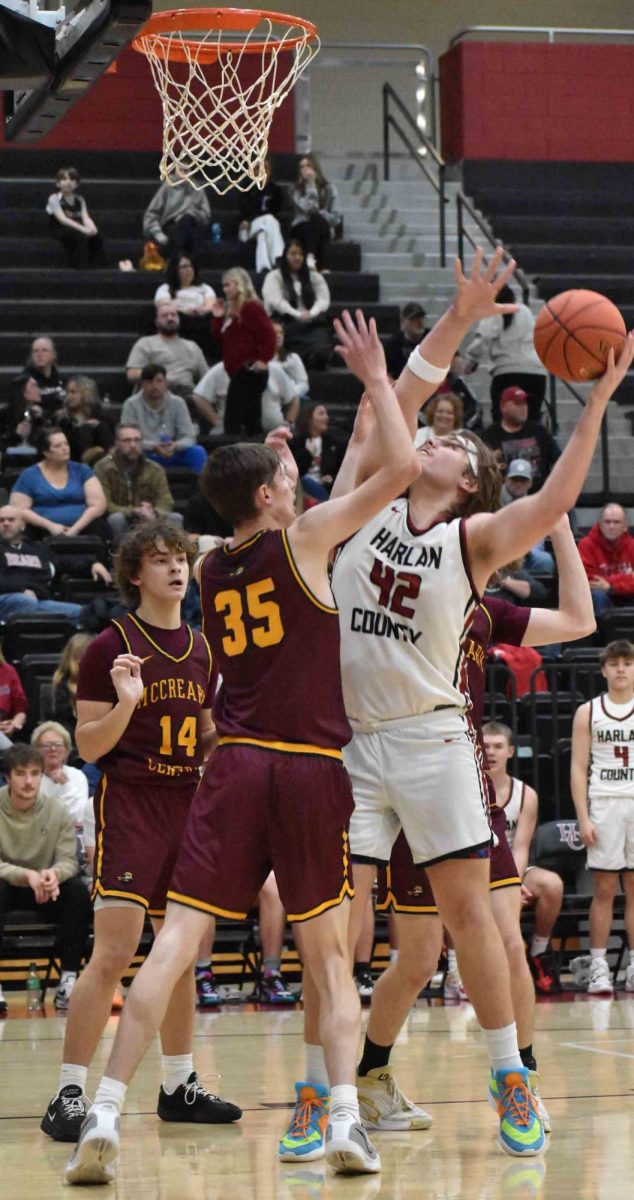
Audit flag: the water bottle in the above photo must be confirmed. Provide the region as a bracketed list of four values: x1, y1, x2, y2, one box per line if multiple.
[211, 222, 222, 244]
[159, 422, 171, 445]
[26, 962, 41, 1013]
[101, 392, 111, 410]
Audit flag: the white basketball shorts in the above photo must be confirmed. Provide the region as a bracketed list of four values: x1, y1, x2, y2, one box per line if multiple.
[587, 796, 634, 871]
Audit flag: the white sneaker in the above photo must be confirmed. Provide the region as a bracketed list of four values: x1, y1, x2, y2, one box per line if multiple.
[54, 974, 77, 1011]
[325, 1109, 381, 1174]
[624, 963, 634, 991]
[357, 1066, 432, 1131]
[443, 970, 468, 1001]
[570, 955, 592, 987]
[355, 972, 374, 1003]
[587, 957, 614, 994]
[64, 1106, 120, 1185]
[528, 1070, 552, 1135]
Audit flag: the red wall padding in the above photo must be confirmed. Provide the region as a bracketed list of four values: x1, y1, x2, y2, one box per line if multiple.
[0, 47, 296, 151]
[439, 41, 634, 162]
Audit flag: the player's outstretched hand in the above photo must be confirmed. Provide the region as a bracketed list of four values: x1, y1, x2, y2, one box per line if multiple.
[588, 332, 634, 409]
[110, 654, 145, 708]
[334, 309, 388, 388]
[451, 246, 518, 326]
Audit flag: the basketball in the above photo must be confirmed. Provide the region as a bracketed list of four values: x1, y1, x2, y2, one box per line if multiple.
[533, 289, 626, 383]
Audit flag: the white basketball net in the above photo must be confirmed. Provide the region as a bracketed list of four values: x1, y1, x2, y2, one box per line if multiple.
[137, 17, 319, 194]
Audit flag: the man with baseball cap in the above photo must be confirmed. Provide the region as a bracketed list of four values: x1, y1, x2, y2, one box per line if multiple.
[502, 459, 555, 574]
[384, 302, 430, 380]
[483, 386, 560, 490]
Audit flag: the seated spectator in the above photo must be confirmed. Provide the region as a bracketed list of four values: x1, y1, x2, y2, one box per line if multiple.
[501, 459, 555, 575]
[238, 155, 285, 272]
[121, 365, 206, 473]
[290, 153, 341, 268]
[434, 350, 481, 430]
[31, 721, 89, 826]
[272, 321, 310, 398]
[55, 375, 114, 464]
[51, 633, 94, 735]
[482, 386, 560, 490]
[45, 166, 105, 270]
[190, 362, 227, 434]
[126, 301, 208, 402]
[484, 722, 563, 995]
[0, 644, 27, 751]
[485, 568, 548, 609]
[262, 240, 331, 370]
[465, 285, 547, 423]
[10, 428, 108, 540]
[384, 302, 431, 381]
[212, 268, 277, 437]
[154, 254, 218, 359]
[415, 393, 463, 445]
[192, 360, 299, 436]
[289, 403, 344, 503]
[0, 504, 83, 621]
[95, 422, 178, 541]
[143, 176, 211, 258]
[578, 503, 634, 616]
[23, 337, 65, 413]
[0, 743, 92, 1013]
[3, 377, 44, 458]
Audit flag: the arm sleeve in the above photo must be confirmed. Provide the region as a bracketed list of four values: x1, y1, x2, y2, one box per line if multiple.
[8, 665, 28, 716]
[153, 467, 175, 513]
[143, 188, 166, 239]
[605, 572, 634, 596]
[262, 271, 296, 318]
[126, 339, 151, 370]
[292, 184, 320, 216]
[250, 304, 277, 362]
[76, 629, 123, 704]
[171, 399, 196, 451]
[487, 597, 531, 646]
[309, 271, 331, 316]
[321, 182, 342, 229]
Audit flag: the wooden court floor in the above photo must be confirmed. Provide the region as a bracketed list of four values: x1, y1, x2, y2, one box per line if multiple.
[1, 992, 633, 1199]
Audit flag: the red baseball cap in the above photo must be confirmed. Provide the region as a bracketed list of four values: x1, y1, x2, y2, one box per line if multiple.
[499, 386, 529, 407]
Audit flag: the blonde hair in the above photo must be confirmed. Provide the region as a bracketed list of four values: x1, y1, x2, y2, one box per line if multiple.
[223, 267, 258, 305]
[52, 632, 94, 689]
[65, 375, 99, 419]
[31, 720, 71, 750]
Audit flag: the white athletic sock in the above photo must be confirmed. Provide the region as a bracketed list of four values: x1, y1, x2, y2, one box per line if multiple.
[162, 1053, 194, 1093]
[483, 1022, 523, 1073]
[530, 935, 549, 957]
[195, 959, 212, 972]
[329, 1084, 359, 1120]
[447, 949, 459, 975]
[58, 1063, 88, 1095]
[305, 1043, 329, 1089]
[590, 948, 608, 961]
[93, 1076, 127, 1113]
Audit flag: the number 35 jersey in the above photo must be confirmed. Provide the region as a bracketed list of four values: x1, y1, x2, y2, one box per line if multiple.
[199, 529, 351, 750]
[76, 612, 214, 785]
[331, 499, 478, 729]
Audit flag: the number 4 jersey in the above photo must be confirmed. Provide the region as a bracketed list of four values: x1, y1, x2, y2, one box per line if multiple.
[588, 693, 634, 799]
[331, 500, 478, 728]
[76, 612, 214, 785]
[199, 529, 352, 750]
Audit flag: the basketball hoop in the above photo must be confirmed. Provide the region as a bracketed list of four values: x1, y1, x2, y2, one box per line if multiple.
[132, 7, 319, 194]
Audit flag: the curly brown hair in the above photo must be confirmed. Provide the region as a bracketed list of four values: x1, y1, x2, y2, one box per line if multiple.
[114, 518, 197, 607]
[422, 392, 464, 430]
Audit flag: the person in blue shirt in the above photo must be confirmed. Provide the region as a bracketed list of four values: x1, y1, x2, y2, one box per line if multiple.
[9, 428, 107, 538]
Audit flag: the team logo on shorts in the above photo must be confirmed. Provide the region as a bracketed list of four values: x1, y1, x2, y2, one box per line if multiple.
[117, 870, 134, 883]
[556, 821, 583, 851]
[408, 884, 424, 896]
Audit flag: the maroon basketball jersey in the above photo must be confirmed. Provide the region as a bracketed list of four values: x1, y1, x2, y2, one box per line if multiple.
[78, 612, 213, 786]
[199, 529, 351, 750]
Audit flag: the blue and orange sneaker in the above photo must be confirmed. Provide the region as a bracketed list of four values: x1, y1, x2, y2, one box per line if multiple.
[489, 1068, 552, 1134]
[279, 1082, 329, 1162]
[495, 1068, 545, 1157]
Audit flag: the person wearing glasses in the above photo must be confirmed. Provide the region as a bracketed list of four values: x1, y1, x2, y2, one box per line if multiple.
[94, 423, 179, 544]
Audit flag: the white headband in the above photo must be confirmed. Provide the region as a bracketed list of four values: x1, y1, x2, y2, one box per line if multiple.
[452, 434, 479, 476]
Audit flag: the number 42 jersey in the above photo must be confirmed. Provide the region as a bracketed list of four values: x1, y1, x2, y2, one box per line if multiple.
[331, 499, 479, 728]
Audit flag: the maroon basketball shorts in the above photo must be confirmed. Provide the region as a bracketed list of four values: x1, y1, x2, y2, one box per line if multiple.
[92, 774, 198, 916]
[168, 742, 355, 923]
[489, 803, 521, 890]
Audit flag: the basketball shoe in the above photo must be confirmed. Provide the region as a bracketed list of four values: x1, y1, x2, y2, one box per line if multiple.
[195, 966, 221, 1008]
[624, 962, 634, 991]
[41, 1084, 90, 1143]
[354, 971, 375, 1004]
[495, 1068, 545, 1156]
[443, 969, 468, 1001]
[157, 1072, 242, 1123]
[279, 1082, 329, 1161]
[325, 1108, 381, 1174]
[527, 950, 561, 995]
[488, 1069, 551, 1134]
[64, 1105, 120, 1186]
[54, 973, 77, 1011]
[357, 1066, 432, 1131]
[587, 957, 614, 994]
[255, 970, 296, 1005]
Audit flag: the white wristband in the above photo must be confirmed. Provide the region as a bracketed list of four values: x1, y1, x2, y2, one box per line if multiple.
[406, 348, 449, 384]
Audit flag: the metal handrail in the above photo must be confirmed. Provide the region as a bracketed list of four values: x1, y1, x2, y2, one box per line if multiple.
[456, 193, 530, 302]
[450, 26, 634, 47]
[382, 82, 447, 266]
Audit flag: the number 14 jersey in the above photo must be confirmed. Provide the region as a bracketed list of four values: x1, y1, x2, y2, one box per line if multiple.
[332, 499, 478, 728]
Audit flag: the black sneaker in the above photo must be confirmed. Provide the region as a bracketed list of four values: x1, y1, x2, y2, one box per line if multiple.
[253, 970, 297, 1006]
[41, 1084, 89, 1142]
[528, 950, 562, 995]
[195, 968, 222, 1009]
[157, 1072, 242, 1124]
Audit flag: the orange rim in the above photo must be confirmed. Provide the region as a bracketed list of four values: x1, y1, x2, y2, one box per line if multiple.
[132, 7, 318, 64]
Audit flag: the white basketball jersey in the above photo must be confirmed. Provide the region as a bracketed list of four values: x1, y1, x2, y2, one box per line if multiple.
[499, 777, 524, 847]
[588, 694, 634, 800]
[331, 500, 478, 728]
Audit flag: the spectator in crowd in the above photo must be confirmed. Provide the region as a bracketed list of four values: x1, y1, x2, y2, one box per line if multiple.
[126, 301, 208, 402]
[10, 428, 108, 539]
[2, 377, 44, 459]
[45, 166, 105, 270]
[414, 393, 464, 446]
[289, 403, 344, 502]
[272, 321, 310, 398]
[51, 633, 94, 735]
[434, 350, 481, 430]
[578, 503, 634, 615]
[143, 176, 211, 258]
[0, 505, 83, 620]
[465, 285, 547, 423]
[192, 359, 299, 435]
[290, 153, 341, 268]
[31, 721, 89, 826]
[238, 155, 286, 272]
[0, 644, 27, 751]
[483, 386, 560, 489]
[95, 423, 178, 541]
[485, 568, 548, 610]
[501, 459, 555, 575]
[55, 376, 114, 464]
[121, 365, 206, 473]
[24, 337, 65, 413]
[0, 743, 92, 1013]
[212, 268, 277, 437]
[154, 255, 217, 359]
[262, 240, 332, 369]
[384, 302, 431, 381]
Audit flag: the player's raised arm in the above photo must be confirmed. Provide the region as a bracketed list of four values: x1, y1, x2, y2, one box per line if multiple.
[75, 654, 144, 762]
[465, 335, 634, 592]
[521, 515, 596, 647]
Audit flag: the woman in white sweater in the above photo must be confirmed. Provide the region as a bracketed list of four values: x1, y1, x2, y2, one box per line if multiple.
[262, 240, 332, 370]
[466, 284, 547, 422]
